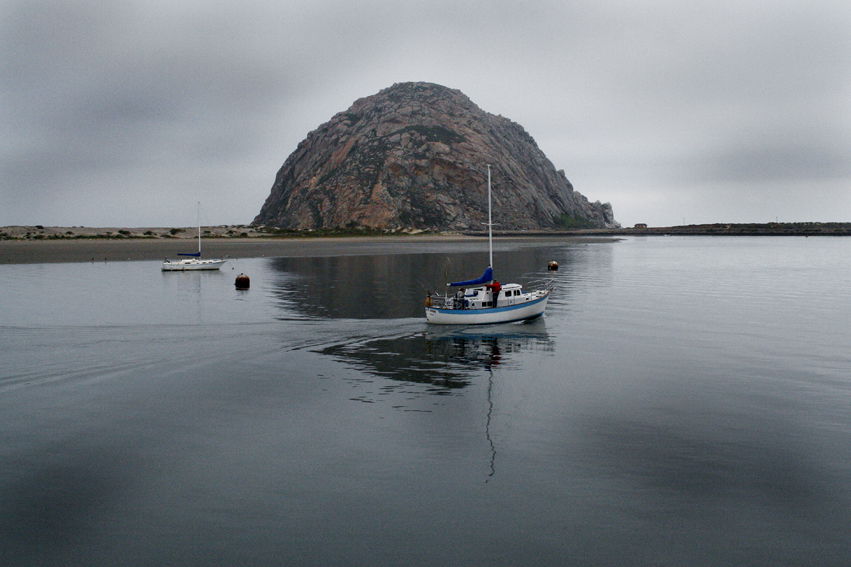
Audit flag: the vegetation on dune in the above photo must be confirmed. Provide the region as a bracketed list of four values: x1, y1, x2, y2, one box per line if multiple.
[3, 222, 851, 241]
[556, 214, 597, 230]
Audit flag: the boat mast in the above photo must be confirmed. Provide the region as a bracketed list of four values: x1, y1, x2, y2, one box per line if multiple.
[197, 201, 202, 255]
[487, 164, 493, 270]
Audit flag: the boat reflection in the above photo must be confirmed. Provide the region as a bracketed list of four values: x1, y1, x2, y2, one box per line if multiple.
[319, 319, 554, 391]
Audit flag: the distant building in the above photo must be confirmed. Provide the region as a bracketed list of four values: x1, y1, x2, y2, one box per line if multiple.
[634, 223, 648, 229]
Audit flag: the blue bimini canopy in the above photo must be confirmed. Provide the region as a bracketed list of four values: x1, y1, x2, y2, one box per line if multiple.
[448, 266, 493, 287]
[178, 252, 201, 257]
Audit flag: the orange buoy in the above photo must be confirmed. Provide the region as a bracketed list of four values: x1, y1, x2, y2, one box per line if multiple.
[235, 273, 250, 289]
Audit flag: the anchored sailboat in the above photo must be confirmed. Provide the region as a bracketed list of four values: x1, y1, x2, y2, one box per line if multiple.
[424, 166, 551, 324]
[161, 202, 226, 271]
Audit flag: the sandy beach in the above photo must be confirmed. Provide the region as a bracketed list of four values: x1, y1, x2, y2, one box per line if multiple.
[0, 235, 483, 264]
[0, 233, 623, 265]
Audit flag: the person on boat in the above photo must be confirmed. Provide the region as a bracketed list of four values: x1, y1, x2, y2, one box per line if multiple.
[455, 288, 468, 309]
[486, 281, 501, 306]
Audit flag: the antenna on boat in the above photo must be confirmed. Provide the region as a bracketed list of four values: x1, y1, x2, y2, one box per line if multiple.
[487, 164, 493, 270]
[197, 200, 202, 255]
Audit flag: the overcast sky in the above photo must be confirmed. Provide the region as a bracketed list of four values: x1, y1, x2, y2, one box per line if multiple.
[2, 0, 849, 228]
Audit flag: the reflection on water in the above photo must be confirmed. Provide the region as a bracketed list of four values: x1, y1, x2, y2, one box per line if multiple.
[319, 319, 554, 391]
[265, 246, 563, 401]
[3, 237, 849, 566]
[266, 246, 567, 319]
[317, 319, 554, 482]
[423, 320, 555, 372]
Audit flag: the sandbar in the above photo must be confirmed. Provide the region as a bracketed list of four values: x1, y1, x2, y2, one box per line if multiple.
[0, 235, 617, 265]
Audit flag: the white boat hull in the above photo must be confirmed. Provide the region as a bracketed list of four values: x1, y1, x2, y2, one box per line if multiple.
[161, 258, 226, 271]
[425, 292, 548, 325]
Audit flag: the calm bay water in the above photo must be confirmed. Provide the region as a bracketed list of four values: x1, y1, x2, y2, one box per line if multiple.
[1, 236, 849, 566]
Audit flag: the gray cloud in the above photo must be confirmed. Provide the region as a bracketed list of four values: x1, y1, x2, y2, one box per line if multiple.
[2, 0, 850, 227]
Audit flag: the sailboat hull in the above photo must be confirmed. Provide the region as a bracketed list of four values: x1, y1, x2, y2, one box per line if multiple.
[161, 258, 226, 271]
[425, 293, 548, 325]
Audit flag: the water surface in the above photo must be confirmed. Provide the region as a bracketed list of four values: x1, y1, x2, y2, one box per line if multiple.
[1, 237, 849, 566]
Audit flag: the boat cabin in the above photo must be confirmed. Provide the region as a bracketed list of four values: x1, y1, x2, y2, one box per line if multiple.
[450, 282, 532, 310]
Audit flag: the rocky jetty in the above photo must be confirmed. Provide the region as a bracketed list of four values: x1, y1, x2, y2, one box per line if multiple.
[254, 82, 616, 231]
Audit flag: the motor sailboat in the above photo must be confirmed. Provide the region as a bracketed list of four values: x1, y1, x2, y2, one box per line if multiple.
[424, 166, 551, 324]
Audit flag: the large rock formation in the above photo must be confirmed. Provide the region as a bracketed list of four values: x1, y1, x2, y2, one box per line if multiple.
[254, 82, 616, 231]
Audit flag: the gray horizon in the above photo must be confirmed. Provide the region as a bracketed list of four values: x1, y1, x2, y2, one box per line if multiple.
[2, 0, 849, 228]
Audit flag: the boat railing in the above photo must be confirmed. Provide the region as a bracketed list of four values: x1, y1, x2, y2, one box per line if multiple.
[427, 291, 473, 310]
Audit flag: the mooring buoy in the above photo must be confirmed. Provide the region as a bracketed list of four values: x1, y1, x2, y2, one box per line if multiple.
[235, 273, 250, 289]
[547, 260, 559, 271]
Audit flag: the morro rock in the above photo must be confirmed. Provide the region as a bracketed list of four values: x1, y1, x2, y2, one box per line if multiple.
[254, 82, 616, 231]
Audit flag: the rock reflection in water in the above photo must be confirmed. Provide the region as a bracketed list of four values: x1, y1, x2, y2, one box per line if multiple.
[320, 320, 554, 392]
[266, 247, 564, 320]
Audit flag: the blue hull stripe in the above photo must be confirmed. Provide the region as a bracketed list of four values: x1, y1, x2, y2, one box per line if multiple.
[430, 294, 547, 315]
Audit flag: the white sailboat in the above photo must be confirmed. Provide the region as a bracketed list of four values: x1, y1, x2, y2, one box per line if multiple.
[161, 202, 226, 271]
[424, 165, 551, 324]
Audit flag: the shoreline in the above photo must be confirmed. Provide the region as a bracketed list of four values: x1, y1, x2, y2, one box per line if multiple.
[3, 220, 849, 264]
[0, 235, 620, 265]
[0, 235, 465, 264]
